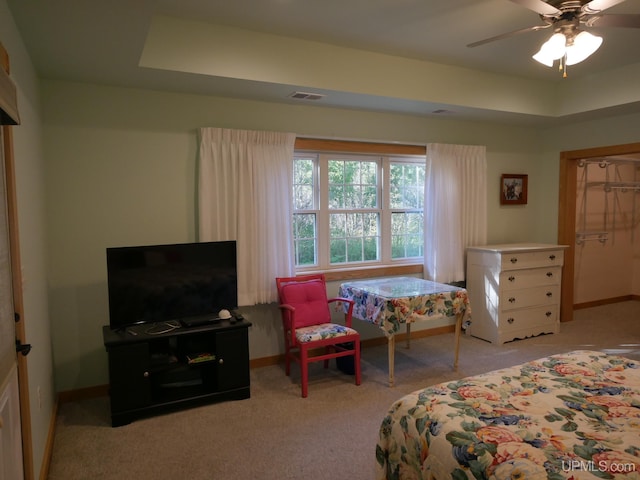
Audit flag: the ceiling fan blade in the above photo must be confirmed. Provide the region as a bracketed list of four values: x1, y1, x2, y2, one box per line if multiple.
[467, 24, 552, 48]
[583, 0, 626, 14]
[508, 0, 561, 16]
[586, 13, 640, 27]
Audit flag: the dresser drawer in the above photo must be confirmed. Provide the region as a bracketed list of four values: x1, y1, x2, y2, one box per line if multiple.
[498, 305, 558, 333]
[500, 266, 562, 290]
[500, 285, 560, 311]
[500, 249, 564, 271]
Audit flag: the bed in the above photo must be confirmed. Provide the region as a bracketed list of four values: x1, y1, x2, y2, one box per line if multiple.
[376, 350, 640, 480]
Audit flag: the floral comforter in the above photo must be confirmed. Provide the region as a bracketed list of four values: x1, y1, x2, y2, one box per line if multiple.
[376, 350, 640, 479]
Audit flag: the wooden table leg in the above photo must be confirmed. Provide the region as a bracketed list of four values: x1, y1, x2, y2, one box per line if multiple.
[453, 313, 462, 371]
[406, 323, 411, 349]
[388, 335, 395, 387]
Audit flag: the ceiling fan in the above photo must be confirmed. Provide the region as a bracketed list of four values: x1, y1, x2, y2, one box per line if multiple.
[468, 0, 640, 76]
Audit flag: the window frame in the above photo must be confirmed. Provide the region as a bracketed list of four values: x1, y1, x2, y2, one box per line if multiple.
[293, 139, 426, 273]
[292, 153, 320, 267]
[384, 157, 426, 261]
[321, 153, 382, 267]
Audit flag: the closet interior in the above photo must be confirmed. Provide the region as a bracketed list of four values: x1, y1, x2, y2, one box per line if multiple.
[574, 155, 640, 305]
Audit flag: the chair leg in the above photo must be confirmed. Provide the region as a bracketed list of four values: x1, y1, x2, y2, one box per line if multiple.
[300, 345, 309, 398]
[284, 333, 291, 376]
[285, 354, 291, 377]
[324, 346, 330, 369]
[354, 340, 362, 387]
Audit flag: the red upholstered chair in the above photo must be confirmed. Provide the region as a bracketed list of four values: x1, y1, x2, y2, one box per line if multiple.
[276, 274, 361, 397]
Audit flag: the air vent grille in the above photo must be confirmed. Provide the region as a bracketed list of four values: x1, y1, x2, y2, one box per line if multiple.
[288, 91, 326, 101]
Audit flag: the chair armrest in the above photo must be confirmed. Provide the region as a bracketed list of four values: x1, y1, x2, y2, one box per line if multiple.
[327, 297, 355, 327]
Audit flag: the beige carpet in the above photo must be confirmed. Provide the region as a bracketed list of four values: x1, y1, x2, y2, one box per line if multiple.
[47, 301, 640, 480]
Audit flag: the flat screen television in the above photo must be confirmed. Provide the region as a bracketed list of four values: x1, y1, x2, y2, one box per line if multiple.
[106, 241, 237, 330]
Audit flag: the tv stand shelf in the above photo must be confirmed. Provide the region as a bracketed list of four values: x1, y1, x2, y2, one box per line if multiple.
[102, 318, 251, 427]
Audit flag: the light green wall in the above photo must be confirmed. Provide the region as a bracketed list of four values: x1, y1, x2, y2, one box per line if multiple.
[40, 81, 640, 393]
[42, 80, 553, 392]
[142, 16, 558, 117]
[541, 111, 640, 149]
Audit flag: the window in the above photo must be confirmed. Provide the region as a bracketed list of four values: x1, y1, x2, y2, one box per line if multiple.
[292, 156, 317, 266]
[389, 162, 425, 259]
[293, 149, 425, 270]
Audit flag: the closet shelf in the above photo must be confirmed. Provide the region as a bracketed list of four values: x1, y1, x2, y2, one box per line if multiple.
[586, 181, 640, 192]
[579, 157, 640, 168]
[578, 157, 639, 247]
[576, 231, 608, 245]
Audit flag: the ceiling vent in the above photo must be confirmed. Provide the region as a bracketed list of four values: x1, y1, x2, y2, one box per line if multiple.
[288, 91, 326, 101]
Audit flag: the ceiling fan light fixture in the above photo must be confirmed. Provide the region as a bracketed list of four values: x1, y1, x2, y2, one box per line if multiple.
[565, 31, 603, 65]
[532, 50, 555, 66]
[532, 32, 567, 67]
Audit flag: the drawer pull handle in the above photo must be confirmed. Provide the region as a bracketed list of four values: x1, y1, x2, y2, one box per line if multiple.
[545, 311, 552, 317]
[143, 371, 149, 378]
[510, 257, 518, 264]
[546, 292, 553, 297]
[508, 276, 515, 282]
[546, 272, 553, 277]
[509, 297, 516, 303]
[549, 254, 556, 260]
[219, 358, 224, 365]
[507, 318, 515, 324]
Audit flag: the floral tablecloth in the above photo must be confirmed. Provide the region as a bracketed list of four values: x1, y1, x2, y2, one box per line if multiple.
[338, 277, 470, 337]
[376, 350, 640, 480]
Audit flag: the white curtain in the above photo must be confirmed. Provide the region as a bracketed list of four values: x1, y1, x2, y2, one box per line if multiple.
[423, 143, 487, 283]
[198, 128, 296, 305]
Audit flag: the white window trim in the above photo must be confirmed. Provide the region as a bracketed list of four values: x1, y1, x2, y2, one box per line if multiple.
[320, 153, 381, 267]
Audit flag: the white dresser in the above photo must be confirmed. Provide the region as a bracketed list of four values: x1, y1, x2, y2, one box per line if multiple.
[466, 243, 568, 344]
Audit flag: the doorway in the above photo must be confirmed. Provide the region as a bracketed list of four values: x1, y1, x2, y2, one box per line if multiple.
[1, 41, 33, 479]
[557, 142, 640, 323]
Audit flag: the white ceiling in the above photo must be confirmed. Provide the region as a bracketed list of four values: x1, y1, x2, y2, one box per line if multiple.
[7, 0, 640, 126]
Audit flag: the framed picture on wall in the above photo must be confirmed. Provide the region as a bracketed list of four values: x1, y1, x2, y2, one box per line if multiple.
[500, 174, 528, 205]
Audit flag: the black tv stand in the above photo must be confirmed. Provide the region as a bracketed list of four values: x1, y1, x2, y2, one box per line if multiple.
[102, 317, 251, 427]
